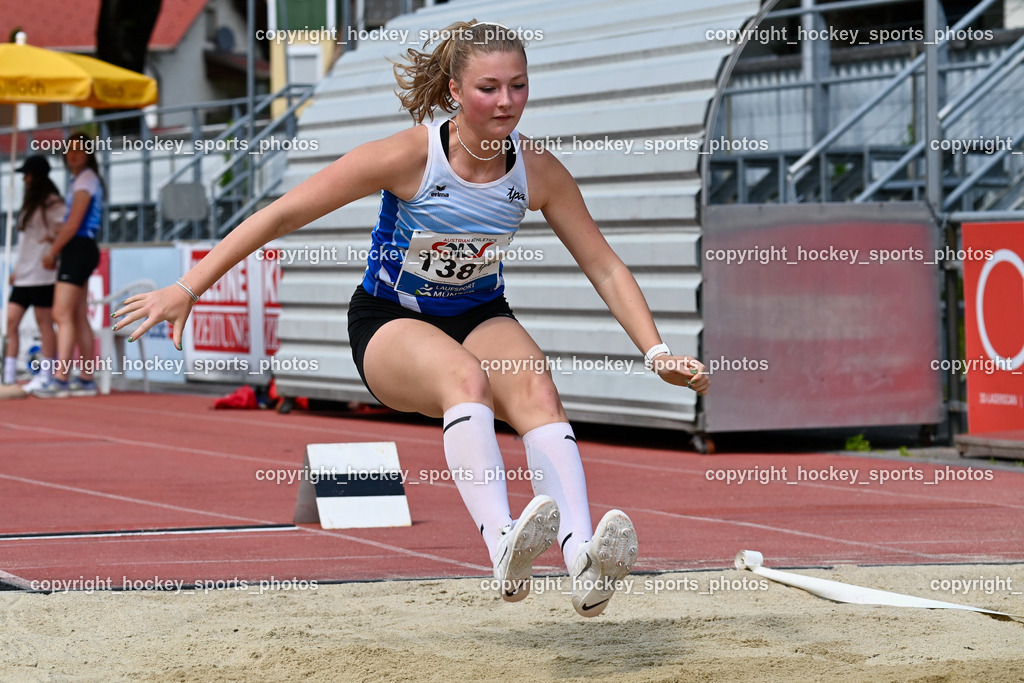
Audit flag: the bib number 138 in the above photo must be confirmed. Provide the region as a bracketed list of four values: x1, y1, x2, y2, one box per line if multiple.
[419, 252, 480, 281]
[395, 230, 513, 296]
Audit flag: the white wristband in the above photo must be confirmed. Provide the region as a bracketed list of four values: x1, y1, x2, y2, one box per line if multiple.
[644, 343, 671, 370]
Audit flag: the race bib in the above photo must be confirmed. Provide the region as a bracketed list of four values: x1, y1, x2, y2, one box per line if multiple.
[394, 231, 514, 298]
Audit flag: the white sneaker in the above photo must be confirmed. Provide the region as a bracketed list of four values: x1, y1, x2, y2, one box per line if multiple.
[570, 510, 638, 617]
[33, 377, 70, 399]
[23, 374, 49, 394]
[492, 495, 559, 602]
[68, 377, 98, 397]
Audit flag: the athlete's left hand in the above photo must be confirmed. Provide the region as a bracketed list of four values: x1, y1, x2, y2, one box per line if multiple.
[653, 355, 709, 395]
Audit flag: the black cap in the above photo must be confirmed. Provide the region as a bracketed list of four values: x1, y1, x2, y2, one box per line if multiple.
[16, 155, 51, 176]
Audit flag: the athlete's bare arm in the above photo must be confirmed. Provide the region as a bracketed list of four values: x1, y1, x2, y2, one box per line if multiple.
[112, 126, 429, 347]
[523, 143, 709, 393]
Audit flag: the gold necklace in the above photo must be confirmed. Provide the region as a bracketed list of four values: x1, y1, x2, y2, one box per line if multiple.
[452, 118, 502, 161]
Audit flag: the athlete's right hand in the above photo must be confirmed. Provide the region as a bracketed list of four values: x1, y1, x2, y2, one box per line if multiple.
[111, 284, 196, 350]
[653, 355, 709, 395]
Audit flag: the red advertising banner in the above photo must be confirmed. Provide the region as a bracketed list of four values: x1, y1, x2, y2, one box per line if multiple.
[962, 222, 1024, 433]
[261, 253, 281, 356]
[189, 249, 251, 354]
[182, 245, 281, 382]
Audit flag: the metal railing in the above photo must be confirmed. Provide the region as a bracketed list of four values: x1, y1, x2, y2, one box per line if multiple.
[708, 1, 1024, 209]
[853, 33, 1024, 204]
[782, 0, 1003, 201]
[154, 83, 316, 241]
[0, 82, 316, 243]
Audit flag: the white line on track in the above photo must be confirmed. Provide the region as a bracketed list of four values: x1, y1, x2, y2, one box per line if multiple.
[4, 555, 403, 571]
[491, 484, 964, 563]
[90, 403, 446, 447]
[583, 455, 1024, 511]
[0, 473, 276, 523]
[0, 421, 292, 466]
[0, 526, 300, 541]
[624, 504, 937, 561]
[0, 473, 488, 573]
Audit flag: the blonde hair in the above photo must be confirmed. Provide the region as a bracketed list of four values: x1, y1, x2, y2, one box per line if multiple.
[393, 20, 527, 123]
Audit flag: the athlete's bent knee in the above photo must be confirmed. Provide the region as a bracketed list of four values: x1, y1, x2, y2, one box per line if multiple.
[516, 372, 566, 421]
[445, 358, 493, 406]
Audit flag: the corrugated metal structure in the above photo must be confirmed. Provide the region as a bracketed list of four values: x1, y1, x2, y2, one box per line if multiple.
[273, 0, 759, 430]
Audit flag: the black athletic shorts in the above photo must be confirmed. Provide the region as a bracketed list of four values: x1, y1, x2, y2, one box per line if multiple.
[57, 236, 100, 287]
[9, 284, 55, 309]
[347, 284, 516, 399]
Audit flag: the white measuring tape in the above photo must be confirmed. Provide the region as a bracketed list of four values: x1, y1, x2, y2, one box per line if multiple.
[734, 550, 1021, 622]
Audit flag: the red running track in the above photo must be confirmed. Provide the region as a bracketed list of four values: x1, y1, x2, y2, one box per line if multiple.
[1, 392, 1022, 591]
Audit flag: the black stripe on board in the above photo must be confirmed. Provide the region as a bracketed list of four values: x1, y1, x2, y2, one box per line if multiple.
[313, 473, 406, 498]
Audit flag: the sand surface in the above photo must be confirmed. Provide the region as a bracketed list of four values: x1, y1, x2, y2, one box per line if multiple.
[2, 563, 1022, 682]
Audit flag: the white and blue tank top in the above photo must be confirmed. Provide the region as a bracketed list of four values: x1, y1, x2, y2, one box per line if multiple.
[66, 168, 103, 240]
[360, 118, 530, 315]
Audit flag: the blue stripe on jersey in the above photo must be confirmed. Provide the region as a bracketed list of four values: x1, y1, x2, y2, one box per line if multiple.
[364, 190, 402, 295]
[361, 119, 529, 315]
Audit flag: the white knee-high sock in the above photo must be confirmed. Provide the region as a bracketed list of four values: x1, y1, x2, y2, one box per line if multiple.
[523, 422, 592, 571]
[3, 356, 17, 384]
[442, 403, 514, 559]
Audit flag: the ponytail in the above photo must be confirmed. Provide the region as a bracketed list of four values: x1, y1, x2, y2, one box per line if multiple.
[393, 20, 527, 123]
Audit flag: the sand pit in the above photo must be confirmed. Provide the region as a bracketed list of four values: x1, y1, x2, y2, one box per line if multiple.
[2, 563, 1021, 681]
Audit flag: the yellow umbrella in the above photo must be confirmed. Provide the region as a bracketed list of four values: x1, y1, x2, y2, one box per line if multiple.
[0, 32, 158, 352]
[0, 47, 158, 108]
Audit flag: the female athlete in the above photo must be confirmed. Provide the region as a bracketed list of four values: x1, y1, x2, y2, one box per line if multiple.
[113, 20, 710, 617]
